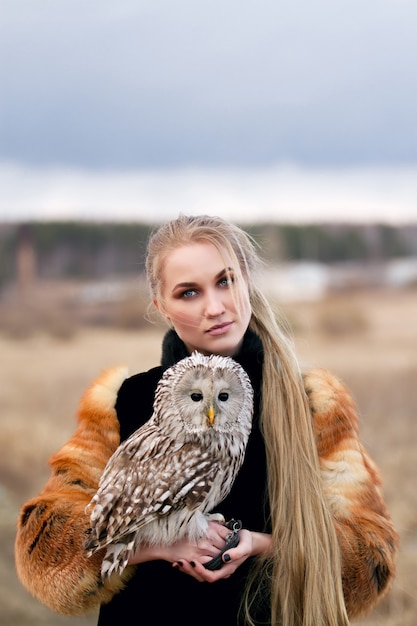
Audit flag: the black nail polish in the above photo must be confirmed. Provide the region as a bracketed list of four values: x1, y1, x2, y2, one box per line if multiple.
[223, 553, 231, 563]
[190, 561, 196, 568]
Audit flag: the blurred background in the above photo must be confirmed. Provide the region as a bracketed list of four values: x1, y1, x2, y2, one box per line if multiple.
[1, 1, 416, 624]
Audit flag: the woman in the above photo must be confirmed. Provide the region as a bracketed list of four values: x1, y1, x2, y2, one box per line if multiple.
[15, 214, 398, 626]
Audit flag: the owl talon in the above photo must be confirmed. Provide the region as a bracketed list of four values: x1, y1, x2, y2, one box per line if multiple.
[206, 512, 226, 524]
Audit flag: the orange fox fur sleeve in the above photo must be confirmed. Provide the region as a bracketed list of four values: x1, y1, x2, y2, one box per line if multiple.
[14, 367, 135, 616]
[303, 368, 399, 619]
[15, 366, 398, 617]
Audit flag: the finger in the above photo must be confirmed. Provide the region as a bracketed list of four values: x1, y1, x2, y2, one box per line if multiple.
[204, 530, 230, 546]
[207, 521, 231, 540]
[178, 560, 207, 583]
[199, 530, 230, 553]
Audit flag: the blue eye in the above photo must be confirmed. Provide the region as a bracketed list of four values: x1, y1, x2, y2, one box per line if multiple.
[218, 392, 229, 402]
[218, 274, 235, 288]
[191, 392, 203, 402]
[181, 289, 198, 298]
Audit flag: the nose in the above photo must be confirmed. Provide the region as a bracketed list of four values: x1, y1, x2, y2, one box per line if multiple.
[204, 290, 226, 318]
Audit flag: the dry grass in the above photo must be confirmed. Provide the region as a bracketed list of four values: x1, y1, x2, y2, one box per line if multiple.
[1, 287, 416, 625]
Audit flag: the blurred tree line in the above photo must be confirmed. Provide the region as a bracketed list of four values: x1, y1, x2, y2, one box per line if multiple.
[0, 220, 416, 288]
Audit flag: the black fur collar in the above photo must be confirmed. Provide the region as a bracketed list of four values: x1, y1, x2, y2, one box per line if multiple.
[160, 327, 263, 370]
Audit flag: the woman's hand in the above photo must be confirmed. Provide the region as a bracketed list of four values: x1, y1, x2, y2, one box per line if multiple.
[128, 521, 272, 583]
[173, 527, 273, 583]
[128, 520, 231, 566]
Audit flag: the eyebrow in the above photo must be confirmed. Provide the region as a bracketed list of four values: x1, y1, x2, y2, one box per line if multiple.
[171, 267, 234, 294]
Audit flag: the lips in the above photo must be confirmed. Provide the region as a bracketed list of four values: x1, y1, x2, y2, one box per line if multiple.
[206, 322, 233, 335]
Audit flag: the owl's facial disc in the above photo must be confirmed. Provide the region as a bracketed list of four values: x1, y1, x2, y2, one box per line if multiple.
[170, 362, 248, 435]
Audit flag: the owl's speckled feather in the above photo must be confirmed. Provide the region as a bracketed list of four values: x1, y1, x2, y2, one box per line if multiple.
[84, 352, 253, 579]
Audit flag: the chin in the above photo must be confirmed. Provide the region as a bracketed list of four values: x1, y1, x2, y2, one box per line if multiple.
[210, 336, 244, 358]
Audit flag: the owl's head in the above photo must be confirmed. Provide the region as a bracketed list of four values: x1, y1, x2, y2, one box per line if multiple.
[154, 352, 253, 440]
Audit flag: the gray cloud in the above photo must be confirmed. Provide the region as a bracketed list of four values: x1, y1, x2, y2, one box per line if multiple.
[1, 0, 417, 168]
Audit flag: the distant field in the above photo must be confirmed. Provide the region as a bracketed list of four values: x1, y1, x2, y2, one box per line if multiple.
[1, 288, 416, 626]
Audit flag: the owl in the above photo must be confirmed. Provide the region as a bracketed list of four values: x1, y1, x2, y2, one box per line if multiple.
[84, 351, 253, 579]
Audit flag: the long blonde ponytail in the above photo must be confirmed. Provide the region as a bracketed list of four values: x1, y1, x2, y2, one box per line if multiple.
[247, 286, 349, 625]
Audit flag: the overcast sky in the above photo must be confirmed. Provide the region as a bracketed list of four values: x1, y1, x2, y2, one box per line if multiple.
[1, 0, 417, 222]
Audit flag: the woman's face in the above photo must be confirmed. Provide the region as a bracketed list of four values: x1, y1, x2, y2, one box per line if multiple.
[157, 241, 252, 357]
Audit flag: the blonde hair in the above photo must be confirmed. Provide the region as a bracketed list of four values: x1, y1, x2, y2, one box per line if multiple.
[145, 214, 349, 626]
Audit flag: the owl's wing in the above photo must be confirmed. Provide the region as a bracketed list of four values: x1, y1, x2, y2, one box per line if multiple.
[85, 426, 218, 550]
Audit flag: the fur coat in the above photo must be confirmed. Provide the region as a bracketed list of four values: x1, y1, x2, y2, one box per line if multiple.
[14, 330, 398, 622]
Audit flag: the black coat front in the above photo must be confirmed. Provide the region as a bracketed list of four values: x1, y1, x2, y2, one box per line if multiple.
[97, 330, 269, 626]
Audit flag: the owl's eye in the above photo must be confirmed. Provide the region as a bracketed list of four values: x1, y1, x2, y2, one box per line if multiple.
[218, 392, 229, 402]
[190, 392, 203, 402]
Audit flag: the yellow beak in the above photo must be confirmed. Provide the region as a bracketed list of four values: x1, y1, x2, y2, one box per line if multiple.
[207, 405, 215, 426]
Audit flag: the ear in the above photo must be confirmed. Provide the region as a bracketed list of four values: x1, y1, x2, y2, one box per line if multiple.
[153, 299, 171, 323]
